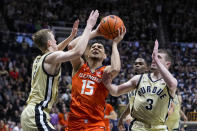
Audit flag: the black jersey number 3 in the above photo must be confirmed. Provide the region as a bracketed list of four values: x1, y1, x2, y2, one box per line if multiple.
[146, 98, 153, 110]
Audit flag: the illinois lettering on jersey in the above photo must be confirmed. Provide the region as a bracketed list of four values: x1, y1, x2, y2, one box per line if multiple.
[131, 73, 173, 125]
[68, 63, 109, 122]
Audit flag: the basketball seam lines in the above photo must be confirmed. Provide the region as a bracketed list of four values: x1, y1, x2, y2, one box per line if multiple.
[113, 16, 117, 35]
[100, 23, 110, 35]
[107, 16, 114, 39]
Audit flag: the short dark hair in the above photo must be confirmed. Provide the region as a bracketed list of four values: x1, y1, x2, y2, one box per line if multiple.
[158, 49, 173, 64]
[32, 29, 52, 52]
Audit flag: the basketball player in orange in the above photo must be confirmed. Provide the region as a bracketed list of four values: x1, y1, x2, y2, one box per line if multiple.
[66, 21, 126, 130]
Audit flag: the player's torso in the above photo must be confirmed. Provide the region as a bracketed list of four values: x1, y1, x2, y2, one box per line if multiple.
[132, 73, 172, 125]
[26, 53, 61, 111]
[69, 63, 109, 120]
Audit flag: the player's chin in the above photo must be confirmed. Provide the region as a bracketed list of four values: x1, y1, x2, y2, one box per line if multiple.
[150, 66, 157, 71]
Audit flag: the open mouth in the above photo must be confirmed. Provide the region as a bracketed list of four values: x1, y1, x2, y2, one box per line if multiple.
[92, 50, 99, 55]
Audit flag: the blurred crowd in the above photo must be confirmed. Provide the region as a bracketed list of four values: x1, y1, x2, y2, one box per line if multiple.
[0, 0, 197, 130]
[1, 0, 196, 42]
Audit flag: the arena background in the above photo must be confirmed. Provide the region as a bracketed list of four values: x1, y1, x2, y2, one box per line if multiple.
[0, 0, 196, 130]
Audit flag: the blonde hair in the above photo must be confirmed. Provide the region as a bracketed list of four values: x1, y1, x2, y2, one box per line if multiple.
[32, 29, 52, 52]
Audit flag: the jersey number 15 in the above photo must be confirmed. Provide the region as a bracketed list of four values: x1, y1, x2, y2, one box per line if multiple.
[81, 80, 95, 95]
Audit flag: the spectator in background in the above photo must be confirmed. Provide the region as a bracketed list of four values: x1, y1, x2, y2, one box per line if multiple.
[104, 101, 117, 131]
[50, 106, 59, 131]
[58, 106, 68, 131]
[0, 119, 8, 131]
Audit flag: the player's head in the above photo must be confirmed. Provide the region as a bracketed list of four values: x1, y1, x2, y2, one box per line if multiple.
[87, 41, 106, 61]
[134, 58, 148, 74]
[32, 29, 57, 52]
[151, 49, 173, 70]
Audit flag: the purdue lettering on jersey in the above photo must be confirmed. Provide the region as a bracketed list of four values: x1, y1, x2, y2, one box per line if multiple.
[26, 52, 61, 111]
[131, 73, 172, 125]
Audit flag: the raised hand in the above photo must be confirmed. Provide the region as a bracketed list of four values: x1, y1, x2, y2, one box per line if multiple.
[86, 10, 99, 29]
[70, 19, 79, 38]
[113, 26, 126, 44]
[152, 39, 159, 62]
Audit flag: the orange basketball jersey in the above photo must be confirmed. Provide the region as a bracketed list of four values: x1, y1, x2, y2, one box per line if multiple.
[68, 63, 109, 129]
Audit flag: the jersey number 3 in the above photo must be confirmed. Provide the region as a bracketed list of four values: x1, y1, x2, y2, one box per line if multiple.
[81, 80, 95, 95]
[146, 98, 153, 110]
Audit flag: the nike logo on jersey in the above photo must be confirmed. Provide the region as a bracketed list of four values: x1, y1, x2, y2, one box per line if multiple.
[138, 86, 167, 99]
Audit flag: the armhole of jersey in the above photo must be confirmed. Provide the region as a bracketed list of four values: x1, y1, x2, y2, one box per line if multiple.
[166, 86, 174, 99]
[72, 62, 86, 78]
[42, 52, 60, 77]
[131, 75, 143, 116]
[136, 74, 143, 88]
[165, 93, 173, 122]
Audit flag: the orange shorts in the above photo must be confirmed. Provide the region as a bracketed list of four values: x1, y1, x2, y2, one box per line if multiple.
[67, 119, 105, 131]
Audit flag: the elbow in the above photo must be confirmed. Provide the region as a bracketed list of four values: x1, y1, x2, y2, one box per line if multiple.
[110, 90, 119, 97]
[78, 50, 84, 56]
[111, 67, 120, 75]
[169, 79, 178, 88]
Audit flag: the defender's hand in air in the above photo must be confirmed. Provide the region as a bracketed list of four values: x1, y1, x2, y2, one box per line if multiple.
[113, 26, 126, 44]
[152, 39, 159, 62]
[87, 10, 99, 29]
[70, 19, 79, 38]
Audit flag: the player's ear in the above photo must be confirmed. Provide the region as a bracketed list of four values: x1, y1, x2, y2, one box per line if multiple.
[47, 40, 52, 47]
[103, 53, 107, 59]
[166, 61, 171, 69]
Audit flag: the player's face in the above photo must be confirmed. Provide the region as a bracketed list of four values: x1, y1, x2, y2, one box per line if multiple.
[88, 43, 106, 60]
[48, 32, 57, 51]
[151, 53, 169, 70]
[134, 58, 147, 74]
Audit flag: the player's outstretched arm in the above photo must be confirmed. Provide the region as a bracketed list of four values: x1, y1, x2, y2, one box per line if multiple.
[102, 71, 140, 96]
[152, 40, 177, 96]
[105, 27, 126, 79]
[178, 95, 188, 121]
[57, 20, 79, 51]
[118, 104, 130, 131]
[45, 10, 99, 64]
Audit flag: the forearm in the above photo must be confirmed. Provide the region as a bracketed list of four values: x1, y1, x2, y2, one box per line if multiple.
[180, 109, 187, 119]
[58, 34, 75, 51]
[155, 61, 177, 90]
[119, 104, 130, 120]
[68, 30, 99, 50]
[72, 26, 92, 55]
[110, 43, 121, 78]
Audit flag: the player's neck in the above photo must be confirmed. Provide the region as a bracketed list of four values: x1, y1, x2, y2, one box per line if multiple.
[87, 60, 102, 72]
[152, 71, 162, 80]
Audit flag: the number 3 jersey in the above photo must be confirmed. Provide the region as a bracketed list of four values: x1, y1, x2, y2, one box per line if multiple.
[131, 73, 173, 125]
[68, 63, 109, 122]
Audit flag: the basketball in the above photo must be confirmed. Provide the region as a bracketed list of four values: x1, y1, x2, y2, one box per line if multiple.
[98, 15, 125, 39]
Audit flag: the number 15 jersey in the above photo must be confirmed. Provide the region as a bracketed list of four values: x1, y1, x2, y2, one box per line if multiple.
[131, 73, 173, 125]
[68, 63, 109, 122]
